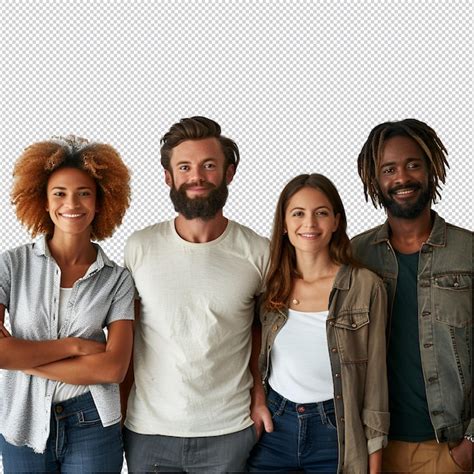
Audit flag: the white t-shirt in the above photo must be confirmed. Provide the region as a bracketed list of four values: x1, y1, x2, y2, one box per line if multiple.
[52, 288, 90, 402]
[269, 309, 333, 403]
[124, 219, 269, 436]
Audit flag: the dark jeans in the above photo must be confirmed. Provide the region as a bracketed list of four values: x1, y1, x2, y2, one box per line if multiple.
[247, 387, 338, 473]
[0, 392, 123, 473]
[124, 424, 257, 473]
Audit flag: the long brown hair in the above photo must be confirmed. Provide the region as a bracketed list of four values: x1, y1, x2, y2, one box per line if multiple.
[263, 173, 357, 311]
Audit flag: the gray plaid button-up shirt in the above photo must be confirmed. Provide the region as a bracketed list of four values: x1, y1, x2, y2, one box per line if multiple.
[0, 235, 134, 453]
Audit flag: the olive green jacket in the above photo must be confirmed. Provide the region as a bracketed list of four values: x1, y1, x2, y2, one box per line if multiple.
[352, 212, 473, 443]
[259, 265, 389, 474]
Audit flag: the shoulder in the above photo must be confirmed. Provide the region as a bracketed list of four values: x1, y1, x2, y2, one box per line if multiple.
[445, 221, 473, 239]
[228, 221, 270, 252]
[350, 266, 384, 288]
[0, 241, 35, 266]
[126, 221, 172, 247]
[351, 225, 382, 246]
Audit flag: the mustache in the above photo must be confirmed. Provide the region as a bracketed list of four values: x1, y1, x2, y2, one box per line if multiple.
[388, 183, 421, 195]
[179, 182, 215, 192]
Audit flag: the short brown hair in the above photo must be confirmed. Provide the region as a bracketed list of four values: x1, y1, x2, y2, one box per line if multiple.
[263, 174, 358, 311]
[357, 118, 449, 207]
[11, 136, 130, 240]
[160, 116, 240, 172]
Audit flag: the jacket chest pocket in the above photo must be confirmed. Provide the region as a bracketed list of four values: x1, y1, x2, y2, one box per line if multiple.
[433, 273, 472, 328]
[331, 309, 370, 363]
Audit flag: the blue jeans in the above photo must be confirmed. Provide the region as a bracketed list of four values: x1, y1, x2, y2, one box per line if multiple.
[0, 391, 123, 473]
[247, 387, 338, 473]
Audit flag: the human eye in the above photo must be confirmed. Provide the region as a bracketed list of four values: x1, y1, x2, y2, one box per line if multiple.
[78, 191, 91, 197]
[178, 165, 190, 172]
[407, 161, 421, 169]
[382, 167, 394, 175]
[315, 210, 329, 217]
[204, 162, 216, 170]
[291, 210, 304, 217]
[52, 191, 65, 197]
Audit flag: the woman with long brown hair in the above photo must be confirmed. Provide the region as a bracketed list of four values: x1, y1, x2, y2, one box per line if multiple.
[247, 173, 389, 473]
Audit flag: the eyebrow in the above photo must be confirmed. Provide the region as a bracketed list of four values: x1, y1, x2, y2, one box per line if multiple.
[50, 186, 93, 190]
[289, 206, 330, 212]
[175, 157, 218, 165]
[380, 157, 424, 168]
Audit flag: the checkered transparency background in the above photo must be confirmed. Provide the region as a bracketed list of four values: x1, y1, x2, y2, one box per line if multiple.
[0, 0, 472, 470]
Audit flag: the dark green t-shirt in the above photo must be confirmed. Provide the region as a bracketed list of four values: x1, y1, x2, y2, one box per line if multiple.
[387, 250, 435, 442]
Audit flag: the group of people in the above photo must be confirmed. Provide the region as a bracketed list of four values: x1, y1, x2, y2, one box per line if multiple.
[0, 117, 471, 473]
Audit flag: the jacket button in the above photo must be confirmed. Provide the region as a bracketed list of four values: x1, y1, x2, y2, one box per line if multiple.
[272, 325, 278, 332]
[431, 410, 444, 416]
[336, 394, 342, 400]
[424, 343, 433, 348]
[340, 417, 345, 422]
[329, 322, 335, 326]
[422, 311, 431, 317]
[428, 376, 438, 383]
[351, 323, 357, 328]
[453, 281, 459, 288]
[331, 347, 338, 353]
[335, 373, 340, 378]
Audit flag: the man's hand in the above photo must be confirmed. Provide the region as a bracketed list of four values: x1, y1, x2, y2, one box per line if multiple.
[250, 402, 273, 440]
[450, 438, 473, 472]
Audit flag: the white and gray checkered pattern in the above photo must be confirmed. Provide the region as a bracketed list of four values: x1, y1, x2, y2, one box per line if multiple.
[0, 1, 472, 470]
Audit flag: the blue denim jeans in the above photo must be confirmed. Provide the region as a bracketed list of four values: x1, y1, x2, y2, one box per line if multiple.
[247, 387, 338, 473]
[0, 391, 123, 473]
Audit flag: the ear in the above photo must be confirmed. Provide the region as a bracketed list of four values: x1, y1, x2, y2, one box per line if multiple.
[225, 164, 235, 185]
[164, 170, 173, 188]
[333, 213, 341, 232]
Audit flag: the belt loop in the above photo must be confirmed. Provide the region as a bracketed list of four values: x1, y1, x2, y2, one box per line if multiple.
[318, 401, 328, 424]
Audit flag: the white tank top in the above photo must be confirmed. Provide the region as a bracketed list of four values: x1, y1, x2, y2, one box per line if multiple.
[268, 309, 333, 403]
[52, 288, 90, 402]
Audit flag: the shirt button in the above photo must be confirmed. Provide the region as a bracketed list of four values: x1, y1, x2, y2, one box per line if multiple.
[331, 347, 338, 353]
[297, 406, 305, 413]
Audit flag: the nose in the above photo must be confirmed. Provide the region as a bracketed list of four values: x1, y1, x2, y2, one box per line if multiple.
[303, 214, 317, 228]
[189, 167, 205, 184]
[65, 193, 80, 208]
[394, 167, 410, 185]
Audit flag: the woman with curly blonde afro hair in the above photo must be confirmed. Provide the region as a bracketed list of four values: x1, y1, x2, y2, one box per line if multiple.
[0, 136, 134, 472]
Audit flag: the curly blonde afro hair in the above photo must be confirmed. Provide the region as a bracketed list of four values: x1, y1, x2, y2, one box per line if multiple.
[11, 136, 131, 240]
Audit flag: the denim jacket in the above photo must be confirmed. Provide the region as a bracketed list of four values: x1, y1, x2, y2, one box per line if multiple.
[259, 265, 389, 474]
[351, 211, 473, 443]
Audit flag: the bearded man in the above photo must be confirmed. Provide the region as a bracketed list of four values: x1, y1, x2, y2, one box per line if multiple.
[121, 116, 269, 473]
[352, 119, 472, 473]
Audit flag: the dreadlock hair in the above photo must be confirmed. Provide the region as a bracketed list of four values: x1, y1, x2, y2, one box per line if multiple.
[357, 118, 449, 207]
[160, 116, 240, 172]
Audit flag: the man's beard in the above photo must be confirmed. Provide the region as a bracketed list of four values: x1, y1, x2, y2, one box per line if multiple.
[379, 183, 431, 219]
[170, 178, 229, 220]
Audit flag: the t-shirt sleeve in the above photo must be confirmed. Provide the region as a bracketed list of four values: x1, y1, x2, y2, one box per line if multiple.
[105, 269, 135, 325]
[0, 251, 11, 309]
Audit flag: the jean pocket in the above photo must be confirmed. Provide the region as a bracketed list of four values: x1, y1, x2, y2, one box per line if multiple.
[324, 409, 338, 431]
[77, 407, 102, 426]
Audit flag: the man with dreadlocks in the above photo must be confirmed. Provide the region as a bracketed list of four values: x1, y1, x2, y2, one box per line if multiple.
[352, 119, 472, 472]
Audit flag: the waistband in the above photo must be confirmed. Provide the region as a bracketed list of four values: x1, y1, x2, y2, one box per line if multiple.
[52, 390, 95, 420]
[268, 386, 334, 415]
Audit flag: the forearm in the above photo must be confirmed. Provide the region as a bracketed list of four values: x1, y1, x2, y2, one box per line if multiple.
[249, 323, 266, 405]
[369, 449, 382, 474]
[27, 350, 127, 385]
[27, 320, 133, 385]
[0, 336, 84, 370]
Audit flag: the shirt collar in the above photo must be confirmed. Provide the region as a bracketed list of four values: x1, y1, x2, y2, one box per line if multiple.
[33, 235, 114, 269]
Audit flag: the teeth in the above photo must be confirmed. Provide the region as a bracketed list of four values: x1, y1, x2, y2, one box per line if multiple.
[61, 214, 83, 218]
[395, 189, 415, 195]
[300, 233, 319, 237]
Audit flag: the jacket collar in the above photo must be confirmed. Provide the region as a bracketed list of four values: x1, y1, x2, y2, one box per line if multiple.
[371, 210, 446, 247]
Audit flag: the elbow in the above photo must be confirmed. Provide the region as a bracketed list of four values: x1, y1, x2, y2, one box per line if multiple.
[104, 363, 129, 384]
